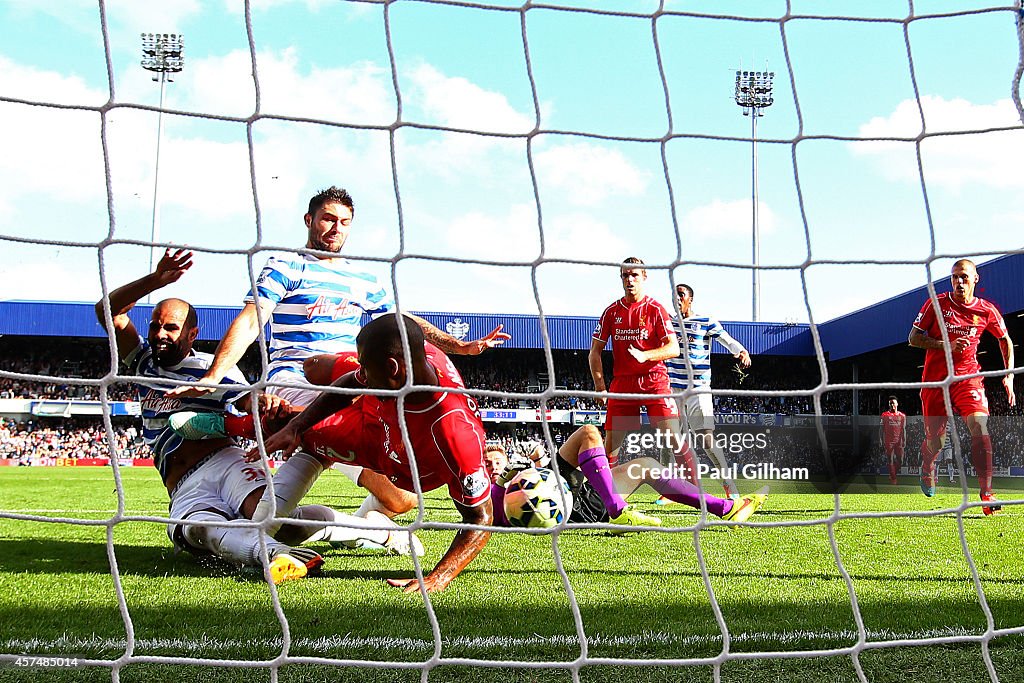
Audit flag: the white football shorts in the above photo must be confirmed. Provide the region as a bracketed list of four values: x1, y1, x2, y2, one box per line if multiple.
[677, 392, 715, 432]
[166, 446, 267, 542]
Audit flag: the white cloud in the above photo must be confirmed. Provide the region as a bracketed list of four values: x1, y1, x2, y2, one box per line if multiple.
[443, 204, 541, 263]
[0, 259, 99, 302]
[542, 213, 630, 263]
[0, 49, 400, 246]
[177, 48, 395, 123]
[1, 0, 201, 37]
[0, 58, 110, 218]
[405, 63, 533, 135]
[106, 0, 203, 35]
[854, 96, 1024, 191]
[0, 54, 105, 107]
[683, 198, 777, 238]
[393, 208, 632, 314]
[533, 142, 649, 207]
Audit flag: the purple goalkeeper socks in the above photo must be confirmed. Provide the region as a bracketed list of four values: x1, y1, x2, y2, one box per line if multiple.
[577, 447, 628, 518]
[649, 477, 732, 518]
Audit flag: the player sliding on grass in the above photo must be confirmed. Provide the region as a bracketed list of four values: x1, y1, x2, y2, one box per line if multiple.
[879, 396, 907, 485]
[909, 258, 1015, 515]
[96, 250, 422, 585]
[484, 426, 768, 527]
[166, 186, 510, 534]
[234, 314, 495, 593]
[174, 315, 674, 590]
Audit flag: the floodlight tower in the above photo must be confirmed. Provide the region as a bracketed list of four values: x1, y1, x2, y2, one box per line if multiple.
[734, 69, 774, 322]
[141, 33, 184, 296]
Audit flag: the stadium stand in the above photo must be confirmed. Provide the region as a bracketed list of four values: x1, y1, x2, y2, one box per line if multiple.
[2, 255, 1023, 471]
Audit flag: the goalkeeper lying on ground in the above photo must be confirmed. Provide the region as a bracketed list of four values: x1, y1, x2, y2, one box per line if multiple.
[485, 425, 768, 527]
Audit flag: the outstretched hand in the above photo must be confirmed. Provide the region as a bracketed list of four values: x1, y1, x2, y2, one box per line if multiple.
[464, 325, 511, 355]
[246, 423, 302, 463]
[154, 249, 193, 286]
[387, 574, 450, 594]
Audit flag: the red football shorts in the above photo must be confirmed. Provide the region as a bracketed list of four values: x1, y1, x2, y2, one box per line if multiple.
[883, 442, 904, 458]
[604, 374, 678, 432]
[920, 377, 988, 440]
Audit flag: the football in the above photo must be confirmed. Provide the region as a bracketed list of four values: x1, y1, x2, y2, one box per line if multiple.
[503, 467, 574, 528]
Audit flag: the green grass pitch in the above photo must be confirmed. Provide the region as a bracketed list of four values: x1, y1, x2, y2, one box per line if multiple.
[0, 467, 1022, 683]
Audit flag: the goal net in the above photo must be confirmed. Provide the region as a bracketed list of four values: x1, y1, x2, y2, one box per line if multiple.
[1, 1, 1023, 681]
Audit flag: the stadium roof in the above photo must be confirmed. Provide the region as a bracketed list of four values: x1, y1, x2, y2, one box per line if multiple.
[818, 253, 1024, 361]
[2, 254, 1021, 359]
[0, 301, 813, 355]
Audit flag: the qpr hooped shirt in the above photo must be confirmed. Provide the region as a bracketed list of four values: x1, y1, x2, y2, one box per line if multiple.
[913, 292, 1008, 382]
[304, 344, 491, 507]
[245, 254, 394, 382]
[593, 296, 674, 379]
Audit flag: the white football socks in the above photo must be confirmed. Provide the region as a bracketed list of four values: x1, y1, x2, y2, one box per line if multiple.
[272, 503, 391, 546]
[251, 451, 324, 536]
[181, 511, 289, 566]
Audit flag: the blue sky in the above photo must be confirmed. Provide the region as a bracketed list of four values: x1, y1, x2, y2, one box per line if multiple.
[0, 0, 1021, 326]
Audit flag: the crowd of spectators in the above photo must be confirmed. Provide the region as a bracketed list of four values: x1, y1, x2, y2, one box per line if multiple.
[5, 337, 1021, 417]
[3, 336, 1023, 469]
[0, 338, 136, 401]
[0, 418, 146, 462]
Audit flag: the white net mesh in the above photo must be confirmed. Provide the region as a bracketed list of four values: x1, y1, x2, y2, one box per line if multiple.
[1, 1, 1024, 681]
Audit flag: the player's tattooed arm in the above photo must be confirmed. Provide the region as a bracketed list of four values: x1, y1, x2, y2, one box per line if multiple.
[388, 498, 493, 594]
[408, 314, 510, 355]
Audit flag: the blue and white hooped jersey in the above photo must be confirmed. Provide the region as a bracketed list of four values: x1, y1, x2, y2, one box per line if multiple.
[246, 254, 394, 382]
[122, 337, 247, 483]
[666, 314, 741, 391]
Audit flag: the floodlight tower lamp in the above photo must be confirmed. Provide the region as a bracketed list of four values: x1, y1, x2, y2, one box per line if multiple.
[140, 33, 184, 300]
[733, 69, 774, 321]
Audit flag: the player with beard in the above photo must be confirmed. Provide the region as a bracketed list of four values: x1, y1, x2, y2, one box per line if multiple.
[168, 186, 509, 535]
[909, 258, 1015, 514]
[95, 250, 423, 583]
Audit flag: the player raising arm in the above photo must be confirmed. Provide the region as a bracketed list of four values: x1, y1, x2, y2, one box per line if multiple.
[95, 250, 420, 583]
[258, 314, 494, 594]
[908, 258, 1015, 514]
[665, 283, 752, 500]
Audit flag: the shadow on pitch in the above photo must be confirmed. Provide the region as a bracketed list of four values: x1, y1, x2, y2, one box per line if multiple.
[3, 538, 1021, 593]
[0, 538, 424, 581]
